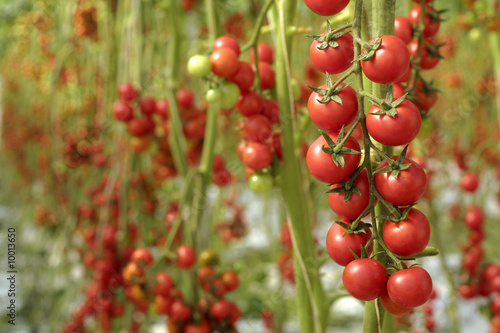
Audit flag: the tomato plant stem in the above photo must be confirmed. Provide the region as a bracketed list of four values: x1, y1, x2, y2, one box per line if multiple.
[272, 0, 326, 332]
[166, 0, 189, 177]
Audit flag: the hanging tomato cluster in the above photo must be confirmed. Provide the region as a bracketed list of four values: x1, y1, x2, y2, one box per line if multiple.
[304, 0, 444, 315]
[188, 35, 307, 194]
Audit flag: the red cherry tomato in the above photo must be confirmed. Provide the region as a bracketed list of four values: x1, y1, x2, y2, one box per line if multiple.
[306, 131, 361, 184]
[394, 16, 413, 45]
[257, 61, 276, 90]
[408, 79, 438, 111]
[342, 258, 388, 301]
[380, 291, 413, 315]
[361, 35, 410, 84]
[366, 99, 421, 146]
[409, 39, 440, 70]
[210, 49, 239, 78]
[328, 170, 370, 220]
[409, 5, 440, 38]
[242, 142, 273, 170]
[244, 114, 272, 143]
[236, 91, 264, 117]
[374, 157, 427, 206]
[213, 36, 241, 57]
[383, 208, 430, 257]
[250, 42, 274, 64]
[310, 32, 354, 74]
[229, 62, 255, 92]
[304, 0, 350, 16]
[176, 245, 196, 269]
[326, 220, 372, 266]
[464, 205, 484, 230]
[461, 173, 479, 192]
[307, 83, 358, 131]
[387, 266, 433, 308]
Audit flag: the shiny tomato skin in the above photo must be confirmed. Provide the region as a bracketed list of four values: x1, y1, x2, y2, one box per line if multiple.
[229, 62, 255, 92]
[387, 267, 433, 308]
[236, 91, 264, 116]
[409, 79, 438, 111]
[361, 35, 410, 84]
[461, 173, 479, 192]
[342, 259, 388, 301]
[409, 39, 440, 70]
[366, 99, 421, 146]
[306, 131, 361, 184]
[395, 65, 411, 83]
[374, 157, 427, 206]
[383, 208, 430, 257]
[304, 0, 350, 16]
[258, 61, 276, 90]
[213, 36, 241, 57]
[326, 220, 372, 266]
[409, 5, 440, 38]
[394, 16, 413, 45]
[310, 32, 354, 74]
[380, 291, 413, 315]
[244, 114, 272, 143]
[464, 205, 485, 230]
[242, 142, 273, 170]
[185, 321, 211, 333]
[328, 170, 370, 220]
[210, 49, 239, 78]
[250, 43, 274, 64]
[307, 83, 358, 131]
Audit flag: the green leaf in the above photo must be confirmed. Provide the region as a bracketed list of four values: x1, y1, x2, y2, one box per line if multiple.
[307, 85, 328, 96]
[320, 130, 337, 148]
[348, 247, 360, 259]
[326, 186, 348, 194]
[329, 94, 343, 105]
[328, 40, 339, 48]
[391, 93, 409, 108]
[373, 166, 393, 175]
[396, 146, 409, 164]
[332, 154, 345, 168]
[335, 220, 352, 230]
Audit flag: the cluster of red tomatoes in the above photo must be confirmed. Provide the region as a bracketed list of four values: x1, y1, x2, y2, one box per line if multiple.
[453, 172, 500, 333]
[120, 247, 241, 333]
[214, 197, 247, 243]
[304, 0, 441, 316]
[112, 82, 233, 185]
[62, 128, 107, 169]
[188, 35, 307, 193]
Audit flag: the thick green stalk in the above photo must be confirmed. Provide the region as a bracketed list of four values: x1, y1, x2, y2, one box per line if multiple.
[205, 0, 220, 43]
[362, 0, 395, 331]
[371, 0, 395, 100]
[272, 1, 326, 332]
[166, 0, 188, 177]
[488, 31, 500, 133]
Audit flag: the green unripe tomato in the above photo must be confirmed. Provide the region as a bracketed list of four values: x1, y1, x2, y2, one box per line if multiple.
[206, 88, 221, 103]
[417, 117, 434, 139]
[187, 55, 212, 77]
[291, 78, 301, 101]
[248, 173, 273, 193]
[219, 82, 240, 109]
[468, 28, 483, 42]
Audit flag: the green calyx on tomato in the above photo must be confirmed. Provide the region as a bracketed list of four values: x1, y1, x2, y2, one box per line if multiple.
[354, 35, 383, 62]
[306, 20, 352, 50]
[319, 126, 361, 168]
[308, 73, 352, 105]
[365, 88, 409, 118]
[373, 145, 411, 178]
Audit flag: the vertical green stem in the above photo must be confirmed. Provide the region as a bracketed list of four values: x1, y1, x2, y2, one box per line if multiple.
[272, 1, 326, 332]
[488, 31, 500, 132]
[166, 0, 188, 177]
